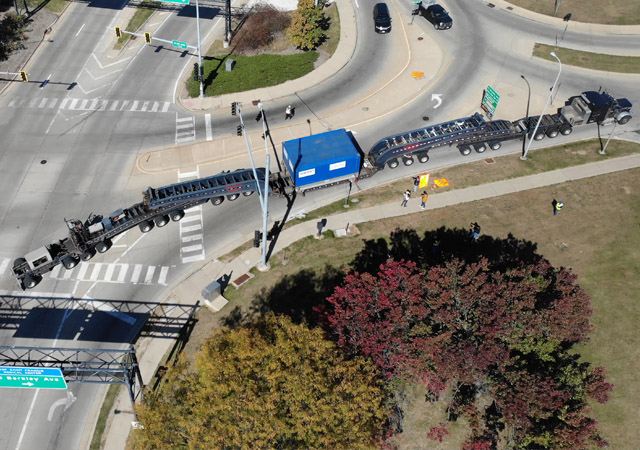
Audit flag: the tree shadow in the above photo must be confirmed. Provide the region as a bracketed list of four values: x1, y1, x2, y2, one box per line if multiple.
[351, 226, 540, 275]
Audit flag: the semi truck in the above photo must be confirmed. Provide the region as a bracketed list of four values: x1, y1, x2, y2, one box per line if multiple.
[364, 90, 632, 170]
[11, 90, 632, 290]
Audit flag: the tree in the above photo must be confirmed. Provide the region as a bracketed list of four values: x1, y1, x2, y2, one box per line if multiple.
[0, 13, 26, 61]
[320, 255, 612, 449]
[130, 313, 389, 450]
[287, 0, 326, 50]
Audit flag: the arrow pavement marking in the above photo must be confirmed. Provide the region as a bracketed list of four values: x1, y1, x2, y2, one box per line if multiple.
[431, 93, 443, 109]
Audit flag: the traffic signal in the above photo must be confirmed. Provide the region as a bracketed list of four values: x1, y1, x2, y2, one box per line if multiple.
[199, 64, 204, 79]
[255, 110, 263, 122]
[231, 102, 237, 116]
[19, 71, 28, 82]
[144, 32, 151, 44]
[253, 230, 261, 248]
[236, 125, 243, 136]
[115, 26, 121, 38]
[193, 63, 199, 81]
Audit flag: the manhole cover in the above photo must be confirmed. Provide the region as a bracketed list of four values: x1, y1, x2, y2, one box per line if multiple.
[40, 160, 47, 164]
[362, 107, 369, 112]
[422, 116, 430, 121]
[418, 37, 423, 41]
[506, 6, 513, 10]
[581, 56, 590, 62]
[484, 158, 496, 164]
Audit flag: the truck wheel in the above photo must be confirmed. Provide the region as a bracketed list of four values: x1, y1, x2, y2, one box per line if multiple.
[139, 220, 154, 233]
[560, 124, 572, 136]
[459, 145, 472, 156]
[81, 248, 96, 261]
[417, 153, 429, 164]
[617, 114, 631, 125]
[170, 210, 185, 221]
[387, 159, 399, 169]
[24, 274, 42, 289]
[13, 257, 26, 269]
[96, 239, 113, 254]
[489, 141, 502, 150]
[227, 194, 240, 201]
[62, 255, 79, 269]
[402, 157, 414, 166]
[211, 196, 225, 206]
[155, 215, 169, 227]
[474, 143, 487, 153]
[242, 191, 254, 197]
[533, 131, 545, 141]
[546, 128, 559, 138]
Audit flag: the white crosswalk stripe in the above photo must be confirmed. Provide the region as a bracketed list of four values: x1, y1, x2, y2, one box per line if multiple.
[48, 262, 170, 286]
[7, 97, 172, 113]
[0, 258, 10, 276]
[177, 170, 206, 263]
[175, 115, 196, 144]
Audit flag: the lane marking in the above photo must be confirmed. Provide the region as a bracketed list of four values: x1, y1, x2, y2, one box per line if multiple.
[75, 23, 85, 37]
[205, 113, 212, 140]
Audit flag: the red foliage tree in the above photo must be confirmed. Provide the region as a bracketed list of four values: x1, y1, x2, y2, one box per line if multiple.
[320, 255, 612, 450]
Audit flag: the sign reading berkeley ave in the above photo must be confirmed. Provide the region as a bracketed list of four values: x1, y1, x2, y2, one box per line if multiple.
[0, 366, 68, 390]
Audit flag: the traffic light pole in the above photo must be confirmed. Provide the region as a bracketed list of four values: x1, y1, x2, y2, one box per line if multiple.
[257, 102, 270, 271]
[195, 0, 204, 98]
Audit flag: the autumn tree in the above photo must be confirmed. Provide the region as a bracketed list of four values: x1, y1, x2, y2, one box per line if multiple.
[287, 0, 326, 50]
[129, 313, 389, 450]
[320, 255, 612, 450]
[0, 13, 26, 61]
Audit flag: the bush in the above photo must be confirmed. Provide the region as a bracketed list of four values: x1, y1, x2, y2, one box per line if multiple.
[234, 5, 291, 52]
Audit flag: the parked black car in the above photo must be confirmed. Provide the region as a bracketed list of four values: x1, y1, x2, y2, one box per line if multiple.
[373, 3, 392, 34]
[421, 4, 452, 30]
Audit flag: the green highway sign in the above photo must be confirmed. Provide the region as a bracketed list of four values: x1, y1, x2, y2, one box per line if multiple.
[0, 367, 68, 390]
[482, 85, 501, 115]
[172, 40, 188, 49]
[156, 0, 189, 3]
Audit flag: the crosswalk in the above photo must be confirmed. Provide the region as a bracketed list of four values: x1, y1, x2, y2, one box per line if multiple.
[176, 115, 196, 144]
[7, 97, 172, 114]
[49, 262, 170, 286]
[177, 170, 206, 263]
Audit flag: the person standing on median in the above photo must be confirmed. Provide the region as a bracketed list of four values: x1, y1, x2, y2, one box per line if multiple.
[420, 191, 428, 210]
[285, 105, 295, 120]
[401, 190, 411, 207]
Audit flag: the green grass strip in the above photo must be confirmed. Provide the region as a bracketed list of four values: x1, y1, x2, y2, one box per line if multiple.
[187, 52, 319, 97]
[89, 384, 121, 450]
[534, 42, 640, 74]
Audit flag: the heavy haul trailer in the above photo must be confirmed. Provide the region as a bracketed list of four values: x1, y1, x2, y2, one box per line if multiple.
[12, 169, 265, 290]
[364, 90, 633, 170]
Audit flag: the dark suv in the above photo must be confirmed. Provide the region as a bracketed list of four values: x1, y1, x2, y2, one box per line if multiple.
[421, 4, 452, 30]
[373, 3, 392, 34]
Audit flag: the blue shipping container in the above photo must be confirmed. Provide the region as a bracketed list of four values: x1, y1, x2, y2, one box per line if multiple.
[282, 129, 361, 187]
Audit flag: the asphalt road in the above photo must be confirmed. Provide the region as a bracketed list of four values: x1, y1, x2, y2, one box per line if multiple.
[0, 0, 639, 449]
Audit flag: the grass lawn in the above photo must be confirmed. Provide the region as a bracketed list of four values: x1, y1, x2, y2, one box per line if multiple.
[186, 52, 319, 97]
[183, 139, 640, 448]
[534, 43, 640, 74]
[506, 0, 640, 25]
[114, 2, 157, 50]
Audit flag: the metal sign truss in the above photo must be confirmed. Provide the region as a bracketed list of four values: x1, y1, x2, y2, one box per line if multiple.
[0, 345, 143, 406]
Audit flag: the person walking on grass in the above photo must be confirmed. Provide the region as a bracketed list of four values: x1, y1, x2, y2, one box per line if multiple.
[420, 191, 428, 210]
[552, 199, 563, 215]
[401, 190, 411, 207]
[413, 176, 419, 193]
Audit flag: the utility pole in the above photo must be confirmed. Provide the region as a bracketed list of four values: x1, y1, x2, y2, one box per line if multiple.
[195, 0, 204, 98]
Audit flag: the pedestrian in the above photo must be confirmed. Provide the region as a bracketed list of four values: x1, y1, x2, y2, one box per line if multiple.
[552, 199, 563, 215]
[470, 222, 481, 240]
[285, 105, 294, 120]
[420, 191, 428, 209]
[413, 176, 419, 193]
[401, 190, 410, 207]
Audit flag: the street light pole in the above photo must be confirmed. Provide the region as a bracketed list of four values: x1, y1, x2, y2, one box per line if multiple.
[195, 0, 204, 99]
[520, 75, 531, 159]
[257, 103, 270, 271]
[521, 52, 562, 161]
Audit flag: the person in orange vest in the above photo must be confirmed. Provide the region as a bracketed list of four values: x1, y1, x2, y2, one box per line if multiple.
[420, 191, 428, 210]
